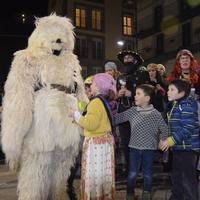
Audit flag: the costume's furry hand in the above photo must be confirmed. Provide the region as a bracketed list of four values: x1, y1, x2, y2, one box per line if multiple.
[8, 159, 20, 172]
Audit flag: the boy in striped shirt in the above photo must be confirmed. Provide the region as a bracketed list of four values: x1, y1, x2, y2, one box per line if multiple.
[116, 84, 168, 200]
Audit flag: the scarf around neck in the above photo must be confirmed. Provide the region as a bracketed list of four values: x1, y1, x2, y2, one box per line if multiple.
[136, 104, 154, 115]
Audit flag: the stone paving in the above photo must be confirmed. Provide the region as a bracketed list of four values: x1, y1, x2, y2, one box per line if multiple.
[0, 163, 174, 200]
[0, 164, 17, 200]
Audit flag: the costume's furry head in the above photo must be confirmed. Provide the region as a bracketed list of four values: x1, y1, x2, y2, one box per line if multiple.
[28, 13, 75, 56]
[20, 13, 87, 97]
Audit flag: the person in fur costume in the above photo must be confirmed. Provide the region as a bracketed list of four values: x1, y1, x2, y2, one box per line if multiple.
[1, 14, 88, 200]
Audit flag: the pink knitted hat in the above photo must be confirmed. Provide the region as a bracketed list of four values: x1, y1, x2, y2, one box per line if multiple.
[93, 73, 116, 96]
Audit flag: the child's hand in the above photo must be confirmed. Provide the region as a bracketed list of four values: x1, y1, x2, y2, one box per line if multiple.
[68, 109, 81, 123]
[125, 89, 132, 97]
[159, 140, 169, 151]
[118, 88, 126, 97]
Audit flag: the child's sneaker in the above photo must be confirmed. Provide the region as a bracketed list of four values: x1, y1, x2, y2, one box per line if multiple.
[142, 191, 152, 200]
[126, 192, 135, 200]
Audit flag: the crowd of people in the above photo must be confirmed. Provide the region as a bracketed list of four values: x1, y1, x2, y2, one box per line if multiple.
[0, 49, 200, 200]
[66, 48, 200, 200]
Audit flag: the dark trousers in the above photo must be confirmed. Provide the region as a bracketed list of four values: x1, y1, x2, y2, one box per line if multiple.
[118, 121, 131, 170]
[67, 155, 80, 200]
[67, 162, 79, 188]
[171, 151, 199, 200]
[0, 148, 5, 161]
[127, 148, 155, 193]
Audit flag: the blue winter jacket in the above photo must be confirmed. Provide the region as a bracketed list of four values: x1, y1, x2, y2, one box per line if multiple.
[168, 96, 200, 151]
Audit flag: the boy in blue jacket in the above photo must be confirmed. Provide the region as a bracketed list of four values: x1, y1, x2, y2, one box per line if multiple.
[160, 79, 200, 200]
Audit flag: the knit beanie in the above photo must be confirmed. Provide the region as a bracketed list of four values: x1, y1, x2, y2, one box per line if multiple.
[104, 61, 117, 71]
[84, 75, 93, 85]
[93, 73, 116, 96]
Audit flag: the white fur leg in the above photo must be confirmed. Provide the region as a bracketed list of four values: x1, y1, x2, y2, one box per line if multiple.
[50, 147, 78, 200]
[18, 152, 53, 200]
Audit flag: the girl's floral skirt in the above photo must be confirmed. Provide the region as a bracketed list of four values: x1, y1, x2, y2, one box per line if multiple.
[80, 133, 115, 200]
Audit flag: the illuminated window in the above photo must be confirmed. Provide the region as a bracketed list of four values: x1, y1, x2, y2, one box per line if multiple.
[75, 8, 86, 28]
[123, 15, 133, 36]
[92, 9, 102, 30]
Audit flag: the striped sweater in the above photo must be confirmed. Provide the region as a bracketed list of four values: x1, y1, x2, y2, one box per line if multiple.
[115, 104, 168, 150]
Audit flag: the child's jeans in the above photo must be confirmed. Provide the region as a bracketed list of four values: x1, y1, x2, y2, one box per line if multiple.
[126, 148, 155, 193]
[171, 151, 199, 200]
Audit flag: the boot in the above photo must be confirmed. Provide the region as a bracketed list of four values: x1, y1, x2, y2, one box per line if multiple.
[142, 191, 152, 200]
[126, 192, 135, 200]
[67, 186, 77, 200]
[67, 165, 78, 200]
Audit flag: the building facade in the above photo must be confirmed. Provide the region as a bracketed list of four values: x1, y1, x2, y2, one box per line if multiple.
[48, 0, 200, 76]
[138, 0, 200, 73]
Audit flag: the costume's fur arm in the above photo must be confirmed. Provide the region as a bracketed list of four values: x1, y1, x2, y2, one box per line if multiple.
[71, 54, 89, 103]
[1, 50, 36, 170]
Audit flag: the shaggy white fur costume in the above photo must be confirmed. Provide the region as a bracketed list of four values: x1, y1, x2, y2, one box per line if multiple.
[1, 14, 88, 200]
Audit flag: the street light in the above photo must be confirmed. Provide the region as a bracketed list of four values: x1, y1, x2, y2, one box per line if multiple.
[117, 40, 124, 46]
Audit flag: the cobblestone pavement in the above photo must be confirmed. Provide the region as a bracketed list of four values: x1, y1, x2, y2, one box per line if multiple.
[0, 164, 17, 200]
[1, 164, 199, 200]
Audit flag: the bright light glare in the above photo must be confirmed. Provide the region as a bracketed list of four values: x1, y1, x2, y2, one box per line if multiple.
[117, 41, 124, 46]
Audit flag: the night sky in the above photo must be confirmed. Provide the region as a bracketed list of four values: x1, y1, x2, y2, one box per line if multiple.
[0, 0, 49, 92]
[0, 0, 49, 35]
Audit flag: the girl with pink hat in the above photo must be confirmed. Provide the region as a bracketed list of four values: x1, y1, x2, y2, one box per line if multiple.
[72, 73, 116, 200]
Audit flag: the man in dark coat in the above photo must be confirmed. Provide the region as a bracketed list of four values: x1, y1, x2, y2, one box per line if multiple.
[117, 50, 150, 174]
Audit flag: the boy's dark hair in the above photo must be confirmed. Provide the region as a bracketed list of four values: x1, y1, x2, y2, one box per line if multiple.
[136, 84, 155, 104]
[169, 79, 191, 97]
